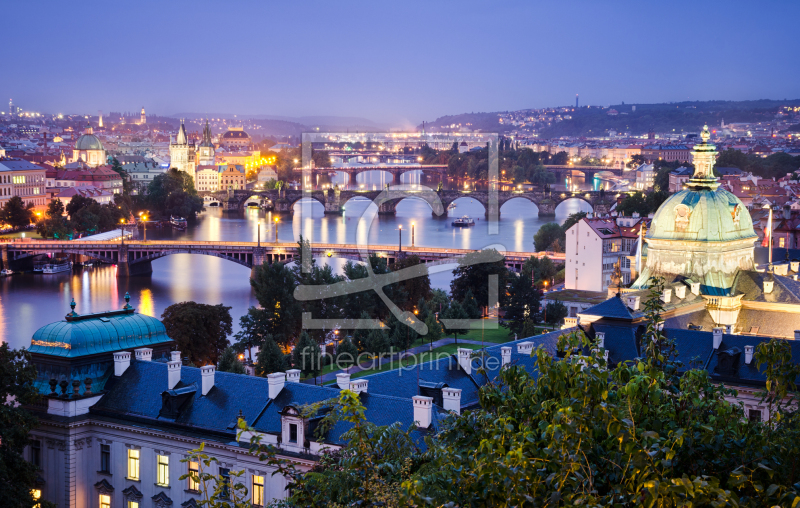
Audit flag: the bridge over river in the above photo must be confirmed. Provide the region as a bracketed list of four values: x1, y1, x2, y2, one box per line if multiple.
[1, 239, 564, 278]
[203, 187, 619, 216]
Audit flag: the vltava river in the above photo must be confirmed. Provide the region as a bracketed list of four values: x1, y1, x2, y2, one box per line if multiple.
[1, 174, 591, 349]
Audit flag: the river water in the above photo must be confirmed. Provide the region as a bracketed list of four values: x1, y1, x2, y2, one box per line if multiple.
[1, 172, 593, 350]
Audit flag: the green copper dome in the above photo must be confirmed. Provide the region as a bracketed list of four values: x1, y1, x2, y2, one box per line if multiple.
[648, 187, 756, 244]
[29, 308, 171, 358]
[75, 133, 104, 151]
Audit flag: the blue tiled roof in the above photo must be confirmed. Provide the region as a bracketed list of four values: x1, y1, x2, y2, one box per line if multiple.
[581, 296, 634, 320]
[592, 323, 641, 366]
[707, 334, 800, 385]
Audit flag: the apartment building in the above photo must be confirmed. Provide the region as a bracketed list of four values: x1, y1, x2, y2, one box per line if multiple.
[0, 157, 48, 210]
[565, 214, 649, 292]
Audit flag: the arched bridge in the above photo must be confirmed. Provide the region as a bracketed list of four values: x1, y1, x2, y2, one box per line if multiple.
[203, 188, 619, 217]
[0, 240, 562, 278]
[292, 164, 448, 186]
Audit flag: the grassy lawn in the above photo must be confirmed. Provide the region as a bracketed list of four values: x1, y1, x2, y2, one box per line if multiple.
[324, 343, 486, 384]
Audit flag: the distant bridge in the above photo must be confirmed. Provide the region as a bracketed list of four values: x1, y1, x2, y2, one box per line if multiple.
[202, 188, 619, 217]
[1, 240, 563, 278]
[292, 164, 448, 185]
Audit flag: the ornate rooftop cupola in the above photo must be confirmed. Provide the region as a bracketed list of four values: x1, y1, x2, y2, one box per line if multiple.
[686, 125, 720, 190]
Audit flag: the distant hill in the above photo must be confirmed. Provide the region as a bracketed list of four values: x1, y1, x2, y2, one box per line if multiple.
[540, 99, 800, 137]
[417, 112, 513, 134]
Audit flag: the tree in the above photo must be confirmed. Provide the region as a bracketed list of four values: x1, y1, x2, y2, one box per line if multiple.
[534, 222, 563, 251]
[450, 249, 510, 308]
[335, 336, 359, 371]
[442, 300, 470, 344]
[544, 300, 568, 329]
[502, 264, 541, 337]
[36, 199, 71, 239]
[255, 336, 287, 376]
[561, 211, 587, 234]
[0, 196, 34, 228]
[365, 328, 390, 358]
[292, 332, 321, 382]
[551, 151, 569, 165]
[161, 302, 233, 365]
[423, 313, 443, 348]
[627, 153, 646, 168]
[147, 168, 203, 218]
[461, 288, 481, 319]
[388, 255, 431, 311]
[217, 347, 246, 374]
[233, 307, 269, 361]
[250, 261, 301, 347]
[615, 191, 650, 216]
[0, 344, 49, 508]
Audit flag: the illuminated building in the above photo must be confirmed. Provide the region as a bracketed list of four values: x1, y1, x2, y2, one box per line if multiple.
[140, 107, 146, 125]
[72, 122, 107, 167]
[168, 120, 196, 180]
[219, 126, 252, 149]
[197, 119, 215, 166]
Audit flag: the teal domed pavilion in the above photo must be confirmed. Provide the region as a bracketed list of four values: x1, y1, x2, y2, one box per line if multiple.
[631, 126, 758, 295]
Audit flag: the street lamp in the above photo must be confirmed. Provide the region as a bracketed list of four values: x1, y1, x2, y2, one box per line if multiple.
[398, 224, 403, 254]
[119, 219, 125, 245]
[411, 222, 415, 247]
[274, 217, 279, 243]
[257, 220, 261, 247]
[141, 215, 147, 241]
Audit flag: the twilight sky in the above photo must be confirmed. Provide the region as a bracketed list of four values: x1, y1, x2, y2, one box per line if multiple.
[1, 0, 797, 126]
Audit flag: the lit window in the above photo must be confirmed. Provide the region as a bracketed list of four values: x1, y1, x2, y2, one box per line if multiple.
[252, 475, 265, 506]
[99, 494, 111, 508]
[127, 449, 139, 480]
[188, 461, 199, 491]
[157, 454, 169, 486]
[127, 502, 139, 508]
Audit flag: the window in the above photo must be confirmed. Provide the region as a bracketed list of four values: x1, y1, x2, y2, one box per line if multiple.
[779, 237, 785, 248]
[252, 475, 265, 506]
[127, 449, 139, 480]
[99, 494, 111, 508]
[220, 468, 230, 499]
[30, 439, 41, 468]
[156, 454, 169, 486]
[127, 502, 139, 508]
[188, 461, 199, 491]
[749, 408, 763, 423]
[100, 444, 110, 473]
[289, 423, 298, 443]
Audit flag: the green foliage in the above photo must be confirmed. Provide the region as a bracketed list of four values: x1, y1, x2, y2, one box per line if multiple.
[36, 198, 72, 238]
[543, 300, 568, 328]
[717, 148, 800, 179]
[255, 337, 287, 376]
[533, 222, 563, 251]
[147, 168, 203, 218]
[450, 248, 509, 308]
[441, 300, 470, 343]
[365, 328, 390, 357]
[460, 288, 481, 319]
[250, 261, 301, 346]
[292, 331, 321, 380]
[616, 190, 668, 217]
[334, 336, 359, 370]
[0, 195, 34, 228]
[387, 255, 431, 312]
[161, 302, 233, 365]
[423, 313, 442, 345]
[217, 346, 246, 374]
[0, 344, 51, 508]
[501, 257, 546, 336]
[180, 443, 250, 508]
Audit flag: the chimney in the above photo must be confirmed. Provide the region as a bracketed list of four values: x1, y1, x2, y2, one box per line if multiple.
[200, 365, 215, 396]
[795, 330, 800, 340]
[442, 387, 462, 414]
[712, 327, 723, 350]
[167, 351, 181, 390]
[517, 341, 534, 355]
[336, 372, 351, 390]
[689, 281, 700, 295]
[775, 264, 789, 276]
[268, 372, 285, 399]
[725, 324, 733, 334]
[626, 295, 640, 311]
[763, 279, 774, 294]
[674, 285, 686, 299]
[349, 379, 368, 394]
[596, 331, 605, 349]
[744, 345, 754, 365]
[500, 346, 512, 367]
[286, 369, 301, 383]
[662, 288, 672, 304]
[113, 351, 131, 376]
[134, 348, 152, 361]
[791, 261, 799, 272]
[457, 348, 472, 375]
[412, 396, 433, 429]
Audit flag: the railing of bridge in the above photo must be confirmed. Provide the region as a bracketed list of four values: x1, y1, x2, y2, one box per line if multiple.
[4, 238, 564, 260]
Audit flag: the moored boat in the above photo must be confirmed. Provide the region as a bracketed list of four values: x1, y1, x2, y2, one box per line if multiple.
[452, 215, 475, 227]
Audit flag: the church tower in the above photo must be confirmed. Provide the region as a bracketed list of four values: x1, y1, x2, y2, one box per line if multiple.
[169, 120, 196, 179]
[140, 107, 146, 125]
[197, 119, 216, 166]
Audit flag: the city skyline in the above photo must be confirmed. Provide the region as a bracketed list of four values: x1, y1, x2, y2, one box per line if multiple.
[2, 0, 798, 125]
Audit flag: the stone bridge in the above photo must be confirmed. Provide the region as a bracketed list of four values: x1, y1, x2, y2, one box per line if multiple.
[202, 188, 618, 217]
[0, 240, 561, 278]
[292, 164, 448, 186]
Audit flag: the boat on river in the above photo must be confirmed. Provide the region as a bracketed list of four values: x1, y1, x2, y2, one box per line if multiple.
[452, 215, 475, 227]
[41, 260, 72, 274]
[170, 216, 188, 230]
